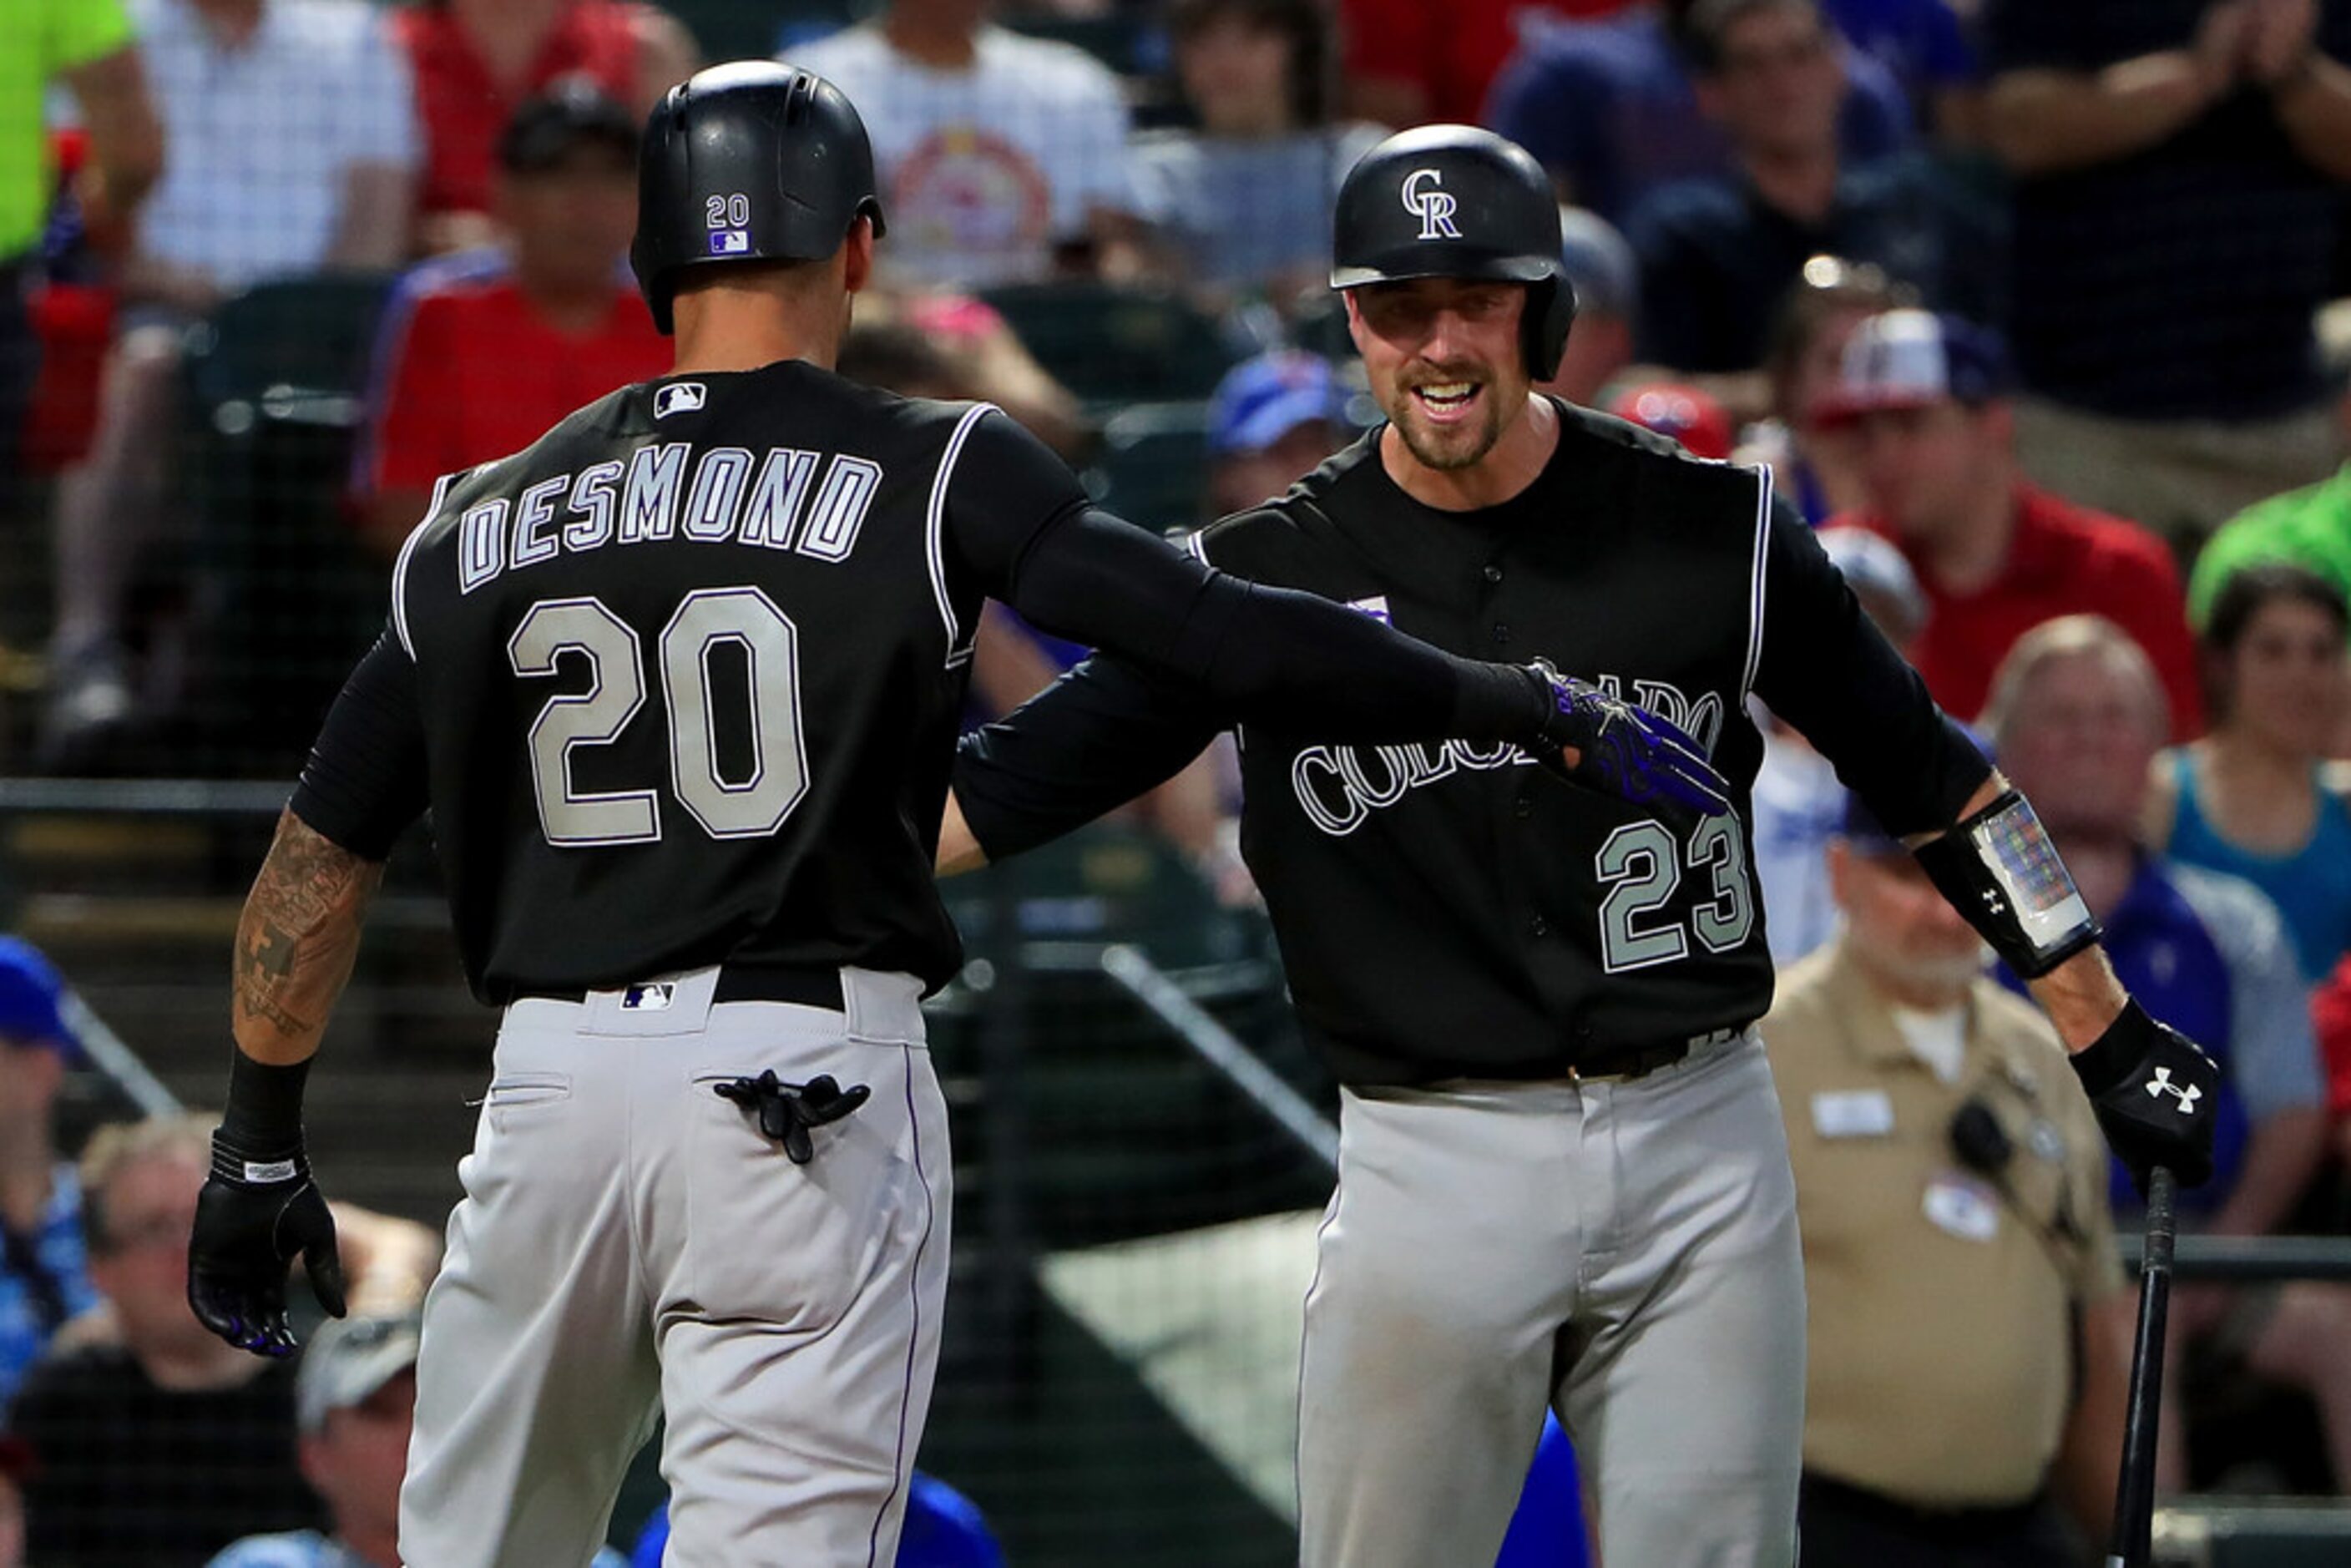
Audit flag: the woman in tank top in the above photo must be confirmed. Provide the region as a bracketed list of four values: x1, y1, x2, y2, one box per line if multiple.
[2144, 563, 2351, 984]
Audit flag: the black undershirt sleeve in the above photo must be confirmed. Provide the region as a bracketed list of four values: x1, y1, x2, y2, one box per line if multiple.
[1749, 501, 1990, 836]
[945, 410, 1547, 744]
[287, 630, 431, 861]
[954, 655, 1226, 861]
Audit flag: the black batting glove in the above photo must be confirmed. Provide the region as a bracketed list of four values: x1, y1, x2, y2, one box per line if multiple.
[2067, 999, 2219, 1194]
[187, 1130, 347, 1358]
[1528, 665, 1733, 821]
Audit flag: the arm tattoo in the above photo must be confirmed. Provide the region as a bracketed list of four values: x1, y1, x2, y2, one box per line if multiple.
[232, 810, 385, 1060]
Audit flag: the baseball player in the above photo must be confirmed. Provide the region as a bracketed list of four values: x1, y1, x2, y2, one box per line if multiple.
[942, 124, 2222, 1568]
[177, 67, 1727, 1568]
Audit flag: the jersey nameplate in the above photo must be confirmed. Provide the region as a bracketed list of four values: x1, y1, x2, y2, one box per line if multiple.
[455, 440, 887, 593]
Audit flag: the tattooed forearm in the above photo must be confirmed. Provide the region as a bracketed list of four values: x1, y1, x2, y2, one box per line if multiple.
[232, 810, 385, 1063]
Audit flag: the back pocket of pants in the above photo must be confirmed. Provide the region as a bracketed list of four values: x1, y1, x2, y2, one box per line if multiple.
[483, 1071, 572, 1132]
[684, 1065, 913, 1330]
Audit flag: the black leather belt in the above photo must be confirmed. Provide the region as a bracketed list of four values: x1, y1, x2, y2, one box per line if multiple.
[1569, 1023, 1747, 1083]
[518, 964, 842, 1010]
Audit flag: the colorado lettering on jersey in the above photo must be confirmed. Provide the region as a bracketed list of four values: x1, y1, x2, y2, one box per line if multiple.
[1287, 675, 1724, 837]
[456, 441, 887, 593]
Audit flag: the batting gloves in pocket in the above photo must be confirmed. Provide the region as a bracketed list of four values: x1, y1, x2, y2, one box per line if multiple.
[2067, 999, 2220, 1195]
[1528, 665, 1733, 821]
[188, 1130, 348, 1358]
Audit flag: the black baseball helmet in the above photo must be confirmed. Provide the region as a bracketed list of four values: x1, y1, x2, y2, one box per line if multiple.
[629, 61, 886, 335]
[1331, 125, 1576, 380]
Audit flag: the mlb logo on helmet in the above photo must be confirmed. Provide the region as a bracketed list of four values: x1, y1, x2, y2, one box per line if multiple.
[708, 230, 751, 256]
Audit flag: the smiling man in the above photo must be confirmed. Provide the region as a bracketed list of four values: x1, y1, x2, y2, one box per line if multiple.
[943, 124, 2220, 1568]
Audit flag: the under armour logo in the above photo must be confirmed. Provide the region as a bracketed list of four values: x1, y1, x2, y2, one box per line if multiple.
[2145, 1066, 2202, 1114]
[1400, 169, 1462, 241]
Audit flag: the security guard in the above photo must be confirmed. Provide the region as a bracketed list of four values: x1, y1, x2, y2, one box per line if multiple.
[1766, 797, 2132, 1567]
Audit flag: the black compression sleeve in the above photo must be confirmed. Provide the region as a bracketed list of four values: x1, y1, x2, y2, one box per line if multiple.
[1750, 501, 1989, 835]
[954, 656, 1226, 860]
[948, 409, 1549, 744]
[1019, 505, 1548, 741]
[288, 630, 431, 861]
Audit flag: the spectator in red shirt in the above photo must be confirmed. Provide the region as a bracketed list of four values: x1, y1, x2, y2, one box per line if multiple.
[1340, 0, 1632, 127]
[392, 0, 695, 255]
[1815, 308, 2204, 737]
[351, 78, 668, 559]
[2316, 953, 2351, 1166]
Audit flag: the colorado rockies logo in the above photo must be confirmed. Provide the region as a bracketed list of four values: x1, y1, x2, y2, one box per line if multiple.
[2145, 1067, 2202, 1115]
[1400, 169, 1461, 241]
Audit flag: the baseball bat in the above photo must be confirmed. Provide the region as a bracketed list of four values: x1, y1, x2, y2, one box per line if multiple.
[2106, 1164, 2177, 1568]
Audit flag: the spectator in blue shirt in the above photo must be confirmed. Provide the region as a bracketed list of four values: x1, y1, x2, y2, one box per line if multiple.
[1624, 0, 2001, 384]
[1823, 0, 1982, 137]
[1986, 614, 2351, 1492]
[0, 938, 101, 1414]
[1482, 0, 1914, 227]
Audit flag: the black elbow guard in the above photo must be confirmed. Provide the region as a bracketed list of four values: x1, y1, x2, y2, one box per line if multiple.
[1912, 789, 2101, 979]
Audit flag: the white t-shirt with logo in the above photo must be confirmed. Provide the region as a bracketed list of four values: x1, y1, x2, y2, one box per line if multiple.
[787, 24, 1135, 289]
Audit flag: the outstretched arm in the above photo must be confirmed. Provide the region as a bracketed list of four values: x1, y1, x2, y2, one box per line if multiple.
[948, 412, 1730, 816]
[1752, 503, 2217, 1187]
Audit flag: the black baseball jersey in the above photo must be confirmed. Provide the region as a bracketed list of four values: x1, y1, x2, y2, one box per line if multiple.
[289, 361, 1560, 1003]
[955, 401, 1991, 1085]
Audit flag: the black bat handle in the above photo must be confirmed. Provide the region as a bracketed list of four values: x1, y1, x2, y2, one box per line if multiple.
[2107, 1164, 2177, 1568]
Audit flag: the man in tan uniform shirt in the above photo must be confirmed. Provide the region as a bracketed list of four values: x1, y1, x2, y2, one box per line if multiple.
[1767, 796, 2133, 1566]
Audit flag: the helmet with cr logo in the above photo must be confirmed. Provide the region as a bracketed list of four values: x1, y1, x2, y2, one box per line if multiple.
[1330, 125, 1576, 380]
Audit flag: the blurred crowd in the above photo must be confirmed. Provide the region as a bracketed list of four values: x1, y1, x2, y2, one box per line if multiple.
[6, 0, 2351, 1560]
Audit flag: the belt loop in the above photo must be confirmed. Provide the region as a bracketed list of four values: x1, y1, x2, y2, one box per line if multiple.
[840, 968, 923, 1045]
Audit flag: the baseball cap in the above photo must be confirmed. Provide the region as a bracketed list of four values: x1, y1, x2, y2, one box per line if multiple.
[1206, 351, 1349, 459]
[0, 937, 79, 1061]
[1606, 381, 1734, 461]
[1811, 309, 2014, 428]
[1556, 205, 1638, 323]
[296, 1311, 422, 1434]
[1815, 525, 1927, 643]
[497, 76, 639, 174]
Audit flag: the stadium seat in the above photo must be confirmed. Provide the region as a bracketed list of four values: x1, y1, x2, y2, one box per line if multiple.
[1084, 400, 1210, 536]
[978, 281, 1239, 407]
[179, 272, 394, 772]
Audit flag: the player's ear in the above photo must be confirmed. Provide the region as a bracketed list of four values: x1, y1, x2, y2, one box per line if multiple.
[842, 216, 877, 296]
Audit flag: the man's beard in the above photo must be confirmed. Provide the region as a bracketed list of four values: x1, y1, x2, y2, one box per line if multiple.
[1390, 390, 1504, 472]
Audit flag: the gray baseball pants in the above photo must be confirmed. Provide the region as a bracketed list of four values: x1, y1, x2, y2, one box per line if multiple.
[1297, 1031, 1805, 1568]
[397, 965, 950, 1568]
